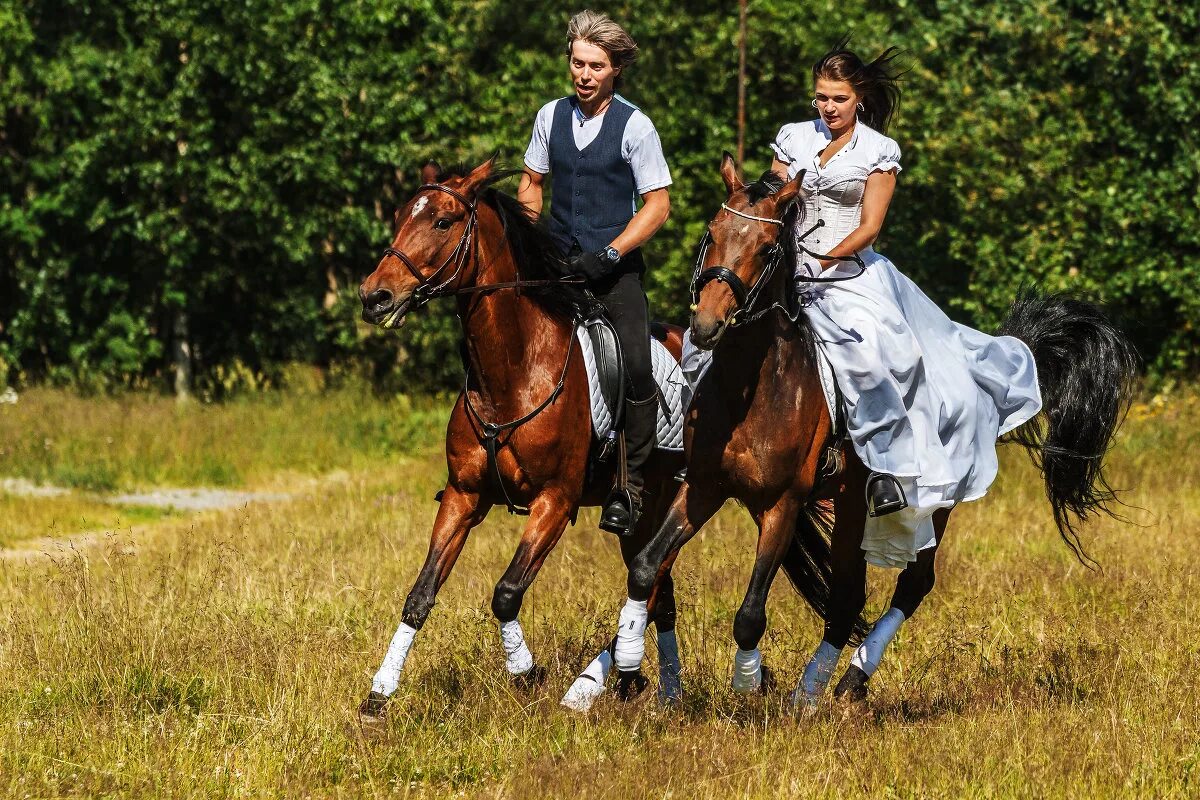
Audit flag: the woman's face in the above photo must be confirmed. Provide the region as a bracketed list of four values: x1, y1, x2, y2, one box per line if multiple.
[813, 77, 859, 132]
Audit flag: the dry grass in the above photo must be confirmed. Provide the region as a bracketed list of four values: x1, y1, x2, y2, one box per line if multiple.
[0, 390, 1197, 798]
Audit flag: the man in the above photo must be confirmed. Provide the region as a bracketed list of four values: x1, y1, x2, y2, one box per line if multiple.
[518, 10, 672, 536]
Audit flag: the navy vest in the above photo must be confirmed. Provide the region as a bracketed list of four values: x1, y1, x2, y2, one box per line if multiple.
[547, 96, 639, 257]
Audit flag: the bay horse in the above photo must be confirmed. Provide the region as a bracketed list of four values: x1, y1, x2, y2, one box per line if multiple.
[356, 158, 685, 717]
[601, 154, 1138, 708]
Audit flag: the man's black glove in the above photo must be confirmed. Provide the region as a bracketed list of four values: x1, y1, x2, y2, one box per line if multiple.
[569, 250, 615, 283]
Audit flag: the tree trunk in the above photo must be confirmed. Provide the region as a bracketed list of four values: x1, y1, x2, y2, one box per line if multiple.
[172, 310, 193, 402]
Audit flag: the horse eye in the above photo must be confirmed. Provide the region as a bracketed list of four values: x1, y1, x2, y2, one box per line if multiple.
[434, 218, 453, 231]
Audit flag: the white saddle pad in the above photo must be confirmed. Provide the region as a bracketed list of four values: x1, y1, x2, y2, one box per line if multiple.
[575, 329, 686, 451]
[679, 330, 838, 424]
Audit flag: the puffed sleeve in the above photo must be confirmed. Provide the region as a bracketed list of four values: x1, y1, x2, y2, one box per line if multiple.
[770, 123, 801, 167]
[871, 135, 902, 174]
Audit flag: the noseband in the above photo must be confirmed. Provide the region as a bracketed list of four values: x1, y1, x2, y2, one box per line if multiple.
[381, 183, 480, 310]
[690, 202, 867, 327]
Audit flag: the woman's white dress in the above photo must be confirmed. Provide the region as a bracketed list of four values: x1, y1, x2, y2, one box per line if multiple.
[768, 119, 1042, 568]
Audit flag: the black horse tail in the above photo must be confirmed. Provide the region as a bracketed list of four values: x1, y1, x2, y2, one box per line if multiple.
[781, 499, 871, 646]
[998, 288, 1140, 566]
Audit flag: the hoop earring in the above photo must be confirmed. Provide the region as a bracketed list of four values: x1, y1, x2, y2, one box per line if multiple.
[811, 99, 818, 109]
[856, 102, 865, 112]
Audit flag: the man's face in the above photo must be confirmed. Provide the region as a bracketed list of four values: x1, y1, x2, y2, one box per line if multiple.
[569, 40, 618, 103]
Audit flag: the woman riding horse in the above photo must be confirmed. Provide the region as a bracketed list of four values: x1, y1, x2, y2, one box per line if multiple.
[595, 40, 1137, 709]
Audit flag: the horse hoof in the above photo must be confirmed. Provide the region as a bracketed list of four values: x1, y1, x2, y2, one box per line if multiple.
[512, 664, 548, 691]
[832, 665, 869, 703]
[358, 690, 389, 720]
[561, 675, 606, 712]
[657, 677, 684, 707]
[615, 670, 650, 702]
[759, 663, 778, 695]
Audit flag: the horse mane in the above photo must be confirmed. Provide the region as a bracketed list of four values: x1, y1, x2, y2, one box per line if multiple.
[434, 164, 599, 320]
[744, 170, 786, 205]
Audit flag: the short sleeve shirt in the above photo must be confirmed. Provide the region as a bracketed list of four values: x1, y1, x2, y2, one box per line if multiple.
[770, 118, 902, 186]
[523, 95, 673, 195]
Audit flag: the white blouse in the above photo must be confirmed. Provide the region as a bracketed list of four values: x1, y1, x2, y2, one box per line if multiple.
[770, 119, 902, 273]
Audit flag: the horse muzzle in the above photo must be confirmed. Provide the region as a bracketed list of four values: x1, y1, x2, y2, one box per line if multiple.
[689, 309, 728, 350]
[360, 287, 413, 329]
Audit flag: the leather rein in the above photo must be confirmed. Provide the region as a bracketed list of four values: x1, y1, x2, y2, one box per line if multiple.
[382, 182, 585, 515]
[690, 202, 867, 327]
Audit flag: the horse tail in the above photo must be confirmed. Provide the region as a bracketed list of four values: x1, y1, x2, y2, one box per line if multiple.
[781, 499, 871, 646]
[998, 288, 1140, 565]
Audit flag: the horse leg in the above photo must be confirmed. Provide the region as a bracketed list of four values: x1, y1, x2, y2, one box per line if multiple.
[560, 488, 681, 711]
[490, 490, 573, 687]
[790, 465, 868, 709]
[730, 495, 802, 694]
[833, 508, 952, 702]
[361, 485, 490, 717]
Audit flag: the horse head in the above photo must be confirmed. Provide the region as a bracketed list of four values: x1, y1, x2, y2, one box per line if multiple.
[689, 153, 805, 349]
[360, 157, 496, 329]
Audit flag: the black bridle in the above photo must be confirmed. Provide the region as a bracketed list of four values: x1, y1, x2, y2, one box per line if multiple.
[690, 202, 867, 327]
[379, 182, 584, 317]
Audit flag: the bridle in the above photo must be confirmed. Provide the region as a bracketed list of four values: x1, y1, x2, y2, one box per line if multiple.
[690, 200, 867, 327]
[379, 183, 583, 313]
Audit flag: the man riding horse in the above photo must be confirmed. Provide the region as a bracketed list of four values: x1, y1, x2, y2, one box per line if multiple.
[517, 10, 672, 536]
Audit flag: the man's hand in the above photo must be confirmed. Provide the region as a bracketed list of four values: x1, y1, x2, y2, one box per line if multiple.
[570, 250, 613, 282]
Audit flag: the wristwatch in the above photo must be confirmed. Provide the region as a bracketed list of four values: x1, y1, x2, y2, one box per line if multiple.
[600, 245, 621, 265]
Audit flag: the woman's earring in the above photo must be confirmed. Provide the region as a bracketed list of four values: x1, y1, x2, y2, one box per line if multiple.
[811, 99, 818, 109]
[856, 102, 865, 112]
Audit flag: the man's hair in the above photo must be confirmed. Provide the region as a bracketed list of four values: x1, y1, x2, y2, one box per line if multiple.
[565, 10, 638, 73]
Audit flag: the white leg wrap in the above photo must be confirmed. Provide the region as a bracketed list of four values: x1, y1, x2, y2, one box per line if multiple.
[499, 619, 535, 675]
[613, 598, 649, 671]
[560, 649, 612, 712]
[656, 629, 683, 703]
[790, 640, 842, 707]
[850, 607, 906, 678]
[371, 623, 417, 697]
[730, 647, 762, 694]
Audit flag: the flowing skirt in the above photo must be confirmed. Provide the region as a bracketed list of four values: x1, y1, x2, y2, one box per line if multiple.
[799, 251, 1042, 568]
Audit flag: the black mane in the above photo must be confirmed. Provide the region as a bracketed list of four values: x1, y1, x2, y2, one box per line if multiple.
[745, 170, 786, 205]
[435, 164, 598, 320]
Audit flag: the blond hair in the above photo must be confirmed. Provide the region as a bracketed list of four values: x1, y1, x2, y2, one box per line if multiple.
[565, 10, 638, 73]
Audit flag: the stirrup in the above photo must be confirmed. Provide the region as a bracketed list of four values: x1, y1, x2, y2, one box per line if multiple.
[599, 486, 641, 536]
[866, 472, 907, 517]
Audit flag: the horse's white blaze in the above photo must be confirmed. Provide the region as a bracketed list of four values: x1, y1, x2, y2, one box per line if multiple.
[790, 639, 842, 707]
[613, 598, 648, 671]
[371, 622, 418, 697]
[560, 649, 612, 712]
[499, 619, 535, 675]
[739, 223, 750, 235]
[731, 647, 762, 693]
[850, 607, 906, 677]
[411, 196, 428, 218]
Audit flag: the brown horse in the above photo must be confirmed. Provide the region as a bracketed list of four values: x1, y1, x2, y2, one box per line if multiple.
[602, 154, 1138, 708]
[356, 158, 685, 717]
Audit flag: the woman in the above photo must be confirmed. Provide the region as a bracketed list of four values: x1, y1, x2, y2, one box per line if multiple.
[770, 40, 1042, 568]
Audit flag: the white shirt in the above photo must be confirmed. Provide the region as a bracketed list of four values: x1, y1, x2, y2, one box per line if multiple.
[523, 95, 673, 195]
[771, 118, 902, 274]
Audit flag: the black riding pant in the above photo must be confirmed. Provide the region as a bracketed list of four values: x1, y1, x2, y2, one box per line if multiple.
[591, 264, 655, 493]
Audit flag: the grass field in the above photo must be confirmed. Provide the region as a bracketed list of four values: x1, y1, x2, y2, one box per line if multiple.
[0, 389, 1197, 798]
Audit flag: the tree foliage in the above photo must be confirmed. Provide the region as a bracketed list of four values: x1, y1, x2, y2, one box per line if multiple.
[1, 0, 1196, 390]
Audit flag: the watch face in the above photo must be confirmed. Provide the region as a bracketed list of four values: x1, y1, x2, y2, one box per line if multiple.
[604, 247, 620, 263]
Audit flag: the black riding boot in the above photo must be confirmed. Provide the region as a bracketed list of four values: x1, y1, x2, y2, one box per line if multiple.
[600, 390, 656, 535]
[866, 471, 908, 517]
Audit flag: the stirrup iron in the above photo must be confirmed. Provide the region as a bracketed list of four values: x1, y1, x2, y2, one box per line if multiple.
[866, 471, 908, 517]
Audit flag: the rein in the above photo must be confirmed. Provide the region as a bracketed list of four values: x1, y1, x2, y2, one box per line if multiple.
[382, 181, 585, 515]
[690, 201, 867, 328]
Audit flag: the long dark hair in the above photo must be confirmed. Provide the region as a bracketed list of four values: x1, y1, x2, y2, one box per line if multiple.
[812, 35, 904, 134]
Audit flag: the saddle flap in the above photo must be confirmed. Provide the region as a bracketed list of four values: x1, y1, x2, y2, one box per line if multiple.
[583, 313, 625, 429]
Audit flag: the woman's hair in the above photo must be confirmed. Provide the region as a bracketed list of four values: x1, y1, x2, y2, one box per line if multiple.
[565, 10, 638, 85]
[812, 35, 904, 133]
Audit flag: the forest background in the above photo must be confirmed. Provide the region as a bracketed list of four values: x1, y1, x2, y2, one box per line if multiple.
[2, 0, 1197, 395]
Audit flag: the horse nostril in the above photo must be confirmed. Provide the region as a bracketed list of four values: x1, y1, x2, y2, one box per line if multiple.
[364, 289, 393, 310]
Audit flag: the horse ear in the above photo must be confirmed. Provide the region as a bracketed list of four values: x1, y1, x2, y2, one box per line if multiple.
[719, 151, 744, 195]
[420, 160, 441, 184]
[460, 155, 497, 197]
[773, 168, 807, 208]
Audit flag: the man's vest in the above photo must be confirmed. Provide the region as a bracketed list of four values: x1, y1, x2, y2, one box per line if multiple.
[547, 95, 639, 257]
